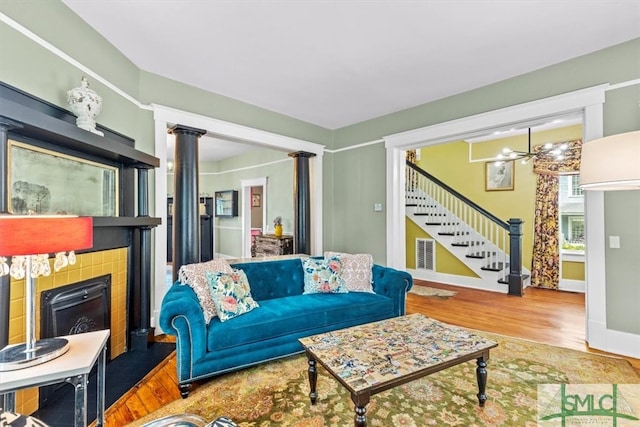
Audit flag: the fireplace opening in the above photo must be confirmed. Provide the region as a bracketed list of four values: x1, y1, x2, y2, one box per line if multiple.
[39, 274, 111, 407]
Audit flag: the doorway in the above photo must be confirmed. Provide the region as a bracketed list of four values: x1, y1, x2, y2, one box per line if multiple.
[241, 177, 268, 258]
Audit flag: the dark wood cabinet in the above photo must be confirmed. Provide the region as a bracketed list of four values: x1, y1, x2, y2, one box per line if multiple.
[254, 234, 293, 257]
[167, 197, 213, 262]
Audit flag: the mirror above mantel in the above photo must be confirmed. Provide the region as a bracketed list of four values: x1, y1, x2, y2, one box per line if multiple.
[0, 80, 161, 351]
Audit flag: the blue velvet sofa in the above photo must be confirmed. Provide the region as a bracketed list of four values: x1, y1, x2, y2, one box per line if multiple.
[159, 257, 413, 397]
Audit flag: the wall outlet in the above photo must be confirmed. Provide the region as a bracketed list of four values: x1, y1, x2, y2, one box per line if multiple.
[374, 203, 383, 212]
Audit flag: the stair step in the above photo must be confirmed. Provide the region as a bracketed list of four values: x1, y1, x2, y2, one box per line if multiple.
[482, 262, 507, 272]
[451, 241, 484, 248]
[413, 211, 442, 215]
[498, 274, 530, 284]
[406, 203, 418, 207]
[425, 222, 443, 226]
[466, 251, 496, 259]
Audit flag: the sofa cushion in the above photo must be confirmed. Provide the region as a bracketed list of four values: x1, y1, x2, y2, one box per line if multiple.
[324, 251, 374, 293]
[207, 292, 394, 352]
[178, 259, 234, 323]
[302, 256, 348, 294]
[231, 258, 306, 300]
[206, 270, 260, 322]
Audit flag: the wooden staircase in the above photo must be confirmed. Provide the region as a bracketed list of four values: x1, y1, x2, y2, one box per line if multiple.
[406, 163, 529, 294]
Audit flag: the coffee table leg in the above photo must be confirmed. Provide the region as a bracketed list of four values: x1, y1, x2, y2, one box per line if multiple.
[352, 394, 370, 427]
[307, 356, 318, 404]
[476, 357, 488, 407]
[355, 406, 367, 427]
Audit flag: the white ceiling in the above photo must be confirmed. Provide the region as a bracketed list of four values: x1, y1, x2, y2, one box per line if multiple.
[62, 0, 640, 160]
[165, 133, 257, 163]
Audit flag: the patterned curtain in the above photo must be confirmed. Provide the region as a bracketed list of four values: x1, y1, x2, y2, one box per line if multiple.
[530, 139, 582, 289]
[406, 150, 417, 164]
[406, 150, 418, 190]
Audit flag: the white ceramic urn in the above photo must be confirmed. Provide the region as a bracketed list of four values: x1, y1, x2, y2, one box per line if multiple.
[67, 76, 104, 136]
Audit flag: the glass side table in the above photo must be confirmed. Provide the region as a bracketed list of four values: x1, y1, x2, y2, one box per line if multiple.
[0, 330, 109, 427]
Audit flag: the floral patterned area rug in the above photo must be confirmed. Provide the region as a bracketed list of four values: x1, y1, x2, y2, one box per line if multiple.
[409, 285, 458, 299]
[132, 332, 638, 427]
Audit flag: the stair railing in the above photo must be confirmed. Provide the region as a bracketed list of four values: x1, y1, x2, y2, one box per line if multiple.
[406, 161, 524, 295]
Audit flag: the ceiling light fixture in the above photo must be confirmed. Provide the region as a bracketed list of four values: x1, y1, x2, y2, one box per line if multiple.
[495, 128, 569, 165]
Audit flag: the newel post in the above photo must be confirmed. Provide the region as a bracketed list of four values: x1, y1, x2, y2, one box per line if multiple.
[507, 218, 524, 296]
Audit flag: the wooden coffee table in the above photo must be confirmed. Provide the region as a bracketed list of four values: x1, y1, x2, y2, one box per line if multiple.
[298, 314, 498, 427]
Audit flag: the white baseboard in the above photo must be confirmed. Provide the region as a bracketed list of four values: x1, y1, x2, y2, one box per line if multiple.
[588, 319, 640, 359]
[216, 253, 237, 259]
[408, 269, 508, 293]
[559, 279, 585, 293]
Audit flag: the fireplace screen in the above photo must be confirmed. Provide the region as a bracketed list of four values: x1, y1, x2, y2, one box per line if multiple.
[39, 274, 111, 407]
[40, 274, 111, 343]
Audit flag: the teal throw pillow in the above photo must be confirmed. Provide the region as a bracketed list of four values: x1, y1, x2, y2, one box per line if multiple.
[206, 269, 259, 322]
[301, 256, 348, 294]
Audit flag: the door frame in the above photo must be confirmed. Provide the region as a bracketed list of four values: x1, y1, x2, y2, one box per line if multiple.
[241, 177, 267, 258]
[153, 104, 324, 330]
[383, 84, 609, 350]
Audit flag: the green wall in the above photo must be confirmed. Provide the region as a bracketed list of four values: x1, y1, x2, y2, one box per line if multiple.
[206, 149, 294, 258]
[605, 192, 640, 334]
[166, 147, 294, 258]
[1, 0, 638, 336]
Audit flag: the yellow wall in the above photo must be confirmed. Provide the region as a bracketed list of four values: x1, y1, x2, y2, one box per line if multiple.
[406, 218, 478, 277]
[407, 124, 583, 278]
[10, 248, 128, 415]
[563, 260, 585, 281]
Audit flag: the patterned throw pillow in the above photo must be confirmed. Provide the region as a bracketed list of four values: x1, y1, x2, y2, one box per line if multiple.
[301, 256, 348, 294]
[205, 269, 260, 322]
[177, 259, 234, 323]
[324, 251, 374, 293]
[209, 417, 238, 427]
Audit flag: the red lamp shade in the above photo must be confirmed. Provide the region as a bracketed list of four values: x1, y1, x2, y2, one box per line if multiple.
[0, 215, 93, 256]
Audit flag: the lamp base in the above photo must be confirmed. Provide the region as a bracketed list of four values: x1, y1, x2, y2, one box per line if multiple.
[0, 337, 70, 372]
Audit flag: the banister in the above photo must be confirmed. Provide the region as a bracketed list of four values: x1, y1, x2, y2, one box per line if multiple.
[406, 161, 525, 296]
[407, 161, 508, 229]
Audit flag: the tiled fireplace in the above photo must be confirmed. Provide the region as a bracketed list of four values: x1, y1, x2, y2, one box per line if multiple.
[0, 82, 160, 416]
[8, 248, 128, 414]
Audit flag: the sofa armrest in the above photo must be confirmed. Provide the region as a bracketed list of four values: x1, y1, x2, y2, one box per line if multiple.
[371, 264, 413, 316]
[159, 283, 208, 377]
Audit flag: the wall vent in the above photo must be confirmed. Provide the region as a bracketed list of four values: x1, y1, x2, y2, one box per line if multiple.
[416, 238, 435, 270]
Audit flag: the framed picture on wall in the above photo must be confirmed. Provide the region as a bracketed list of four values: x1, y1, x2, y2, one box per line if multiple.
[485, 161, 514, 191]
[252, 193, 261, 207]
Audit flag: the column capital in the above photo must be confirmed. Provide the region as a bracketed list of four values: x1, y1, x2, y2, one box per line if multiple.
[168, 124, 206, 137]
[288, 151, 317, 158]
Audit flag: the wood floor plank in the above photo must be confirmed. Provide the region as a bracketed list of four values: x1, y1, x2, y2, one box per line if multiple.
[99, 279, 639, 426]
[123, 393, 149, 421]
[136, 383, 163, 413]
[145, 375, 175, 406]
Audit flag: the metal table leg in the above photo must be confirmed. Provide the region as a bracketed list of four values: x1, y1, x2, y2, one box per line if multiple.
[95, 345, 106, 426]
[2, 392, 16, 412]
[67, 374, 88, 427]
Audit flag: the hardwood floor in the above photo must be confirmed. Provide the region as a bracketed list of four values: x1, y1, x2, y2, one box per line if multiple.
[97, 280, 640, 426]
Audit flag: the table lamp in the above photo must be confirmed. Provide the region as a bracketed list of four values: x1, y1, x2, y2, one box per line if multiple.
[0, 215, 93, 371]
[579, 130, 640, 190]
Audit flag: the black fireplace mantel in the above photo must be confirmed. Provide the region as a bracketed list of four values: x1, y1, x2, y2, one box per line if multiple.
[0, 81, 161, 351]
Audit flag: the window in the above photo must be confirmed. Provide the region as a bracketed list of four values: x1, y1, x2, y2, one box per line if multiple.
[559, 175, 585, 253]
[569, 175, 583, 196]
